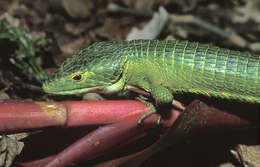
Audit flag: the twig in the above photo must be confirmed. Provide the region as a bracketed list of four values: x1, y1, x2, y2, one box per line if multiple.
[169, 14, 249, 47]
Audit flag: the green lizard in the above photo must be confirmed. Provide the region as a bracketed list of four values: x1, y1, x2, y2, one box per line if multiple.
[43, 40, 260, 124]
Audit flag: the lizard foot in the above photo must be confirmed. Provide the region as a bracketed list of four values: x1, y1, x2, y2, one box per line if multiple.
[136, 97, 161, 125]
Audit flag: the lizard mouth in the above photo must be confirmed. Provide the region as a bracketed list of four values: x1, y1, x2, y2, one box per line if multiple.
[43, 84, 103, 95]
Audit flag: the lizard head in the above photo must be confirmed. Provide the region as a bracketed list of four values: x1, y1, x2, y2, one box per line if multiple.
[43, 42, 128, 95]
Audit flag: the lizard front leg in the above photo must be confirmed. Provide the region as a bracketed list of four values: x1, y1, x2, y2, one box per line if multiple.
[138, 85, 173, 125]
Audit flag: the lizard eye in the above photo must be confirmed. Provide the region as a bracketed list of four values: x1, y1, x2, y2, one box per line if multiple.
[70, 74, 84, 82]
[73, 75, 82, 81]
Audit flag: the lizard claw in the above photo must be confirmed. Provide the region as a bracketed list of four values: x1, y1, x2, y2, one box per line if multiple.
[136, 97, 161, 125]
[138, 110, 161, 125]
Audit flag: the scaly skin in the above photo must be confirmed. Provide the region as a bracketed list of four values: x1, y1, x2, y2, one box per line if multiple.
[43, 40, 260, 122]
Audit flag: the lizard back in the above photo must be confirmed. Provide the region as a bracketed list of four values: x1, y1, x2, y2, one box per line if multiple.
[125, 40, 260, 103]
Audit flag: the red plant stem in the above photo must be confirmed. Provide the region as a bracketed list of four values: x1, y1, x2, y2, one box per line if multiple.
[0, 100, 67, 133]
[0, 100, 151, 133]
[44, 121, 152, 167]
[17, 156, 55, 167]
[63, 100, 151, 126]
